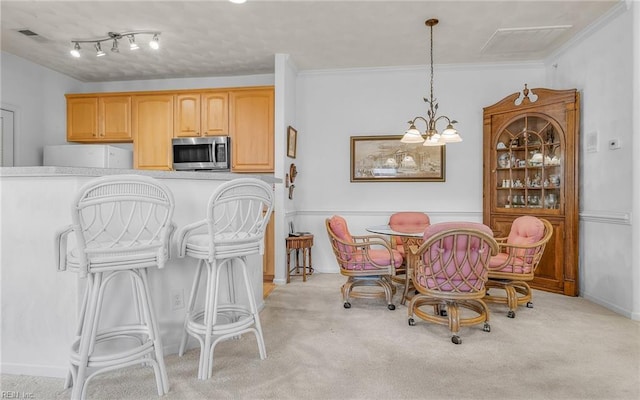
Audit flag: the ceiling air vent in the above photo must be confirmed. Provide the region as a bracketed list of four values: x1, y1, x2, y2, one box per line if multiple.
[18, 29, 39, 36]
[15, 28, 51, 43]
[481, 25, 572, 54]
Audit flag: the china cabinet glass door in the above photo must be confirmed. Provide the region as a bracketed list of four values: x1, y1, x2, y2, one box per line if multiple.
[494, 115, 563, 212]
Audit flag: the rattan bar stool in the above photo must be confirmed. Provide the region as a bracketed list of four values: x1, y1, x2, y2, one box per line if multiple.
[55, 175, 175, 400]
[176, 178, 274, 380]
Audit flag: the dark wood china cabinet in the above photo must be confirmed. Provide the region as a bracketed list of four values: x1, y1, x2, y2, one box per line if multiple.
[483, 85, 580, 296]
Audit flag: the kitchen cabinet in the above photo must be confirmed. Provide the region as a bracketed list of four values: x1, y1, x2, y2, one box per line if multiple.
[132, 94, 174, 170]
[66, 86, 274, 172]
[174, 91, 228, 138]
[263, 212, 275, 282]
[483, 86, 579, 296]
[67, 95, 131, 142]
[229, 88, 274, 172]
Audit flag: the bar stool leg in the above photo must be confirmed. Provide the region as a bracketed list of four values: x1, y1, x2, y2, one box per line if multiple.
[238, 256, 266, 359]
[139, 268, 169, 394]
[71, 272, 103, 400]
[179, 260, 205, 357]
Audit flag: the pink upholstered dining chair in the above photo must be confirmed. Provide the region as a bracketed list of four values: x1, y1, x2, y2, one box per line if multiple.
[408, 222, 498, 344]
[388, 212, 430, 304]
[485, 216, 553, 318]
[388, 212, 430, 255]
[325, 215, 403, 310]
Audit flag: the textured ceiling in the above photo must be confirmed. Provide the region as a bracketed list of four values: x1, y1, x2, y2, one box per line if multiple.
[0, 0, 621, 82]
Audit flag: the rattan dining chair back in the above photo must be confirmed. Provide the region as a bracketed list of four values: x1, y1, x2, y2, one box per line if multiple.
[408, 221, 498, 344]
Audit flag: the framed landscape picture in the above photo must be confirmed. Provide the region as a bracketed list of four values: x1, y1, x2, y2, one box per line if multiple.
[350, 135, 445, 182]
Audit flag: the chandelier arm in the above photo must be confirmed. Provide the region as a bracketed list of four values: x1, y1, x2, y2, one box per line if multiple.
[409, 116, 430, 127]
[433, 115, 452, 124]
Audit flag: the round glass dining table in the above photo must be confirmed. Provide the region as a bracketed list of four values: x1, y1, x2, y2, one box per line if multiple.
[366, 224, 427, 305]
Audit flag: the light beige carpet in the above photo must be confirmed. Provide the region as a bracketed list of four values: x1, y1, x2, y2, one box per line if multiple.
[2, 273, 639, 399]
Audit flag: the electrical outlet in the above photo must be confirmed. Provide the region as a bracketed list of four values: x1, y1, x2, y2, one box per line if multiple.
[170, 289, 184, 310]
[608, 139, 621, 150]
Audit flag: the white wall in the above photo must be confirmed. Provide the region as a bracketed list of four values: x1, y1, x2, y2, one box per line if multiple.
[546, 4, 636, 317]
[0, 52, 82, 165]
[294, 64, 545, 274]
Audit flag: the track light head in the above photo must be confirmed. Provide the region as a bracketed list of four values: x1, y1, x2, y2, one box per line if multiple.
[149, 34, 160, 50]
[70, 42, 81, 58]
[128, 35, 139, 50]
[95, 42, 106, 57]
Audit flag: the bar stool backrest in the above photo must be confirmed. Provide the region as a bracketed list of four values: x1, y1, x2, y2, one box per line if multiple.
[71, 175, 175, 276]
[206, 178, 274, 260]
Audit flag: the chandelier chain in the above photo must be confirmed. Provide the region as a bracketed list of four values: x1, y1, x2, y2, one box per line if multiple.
[429, 22, 434, 108]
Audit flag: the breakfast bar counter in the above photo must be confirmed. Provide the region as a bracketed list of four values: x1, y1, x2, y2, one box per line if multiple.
[0, 167, 279, 378]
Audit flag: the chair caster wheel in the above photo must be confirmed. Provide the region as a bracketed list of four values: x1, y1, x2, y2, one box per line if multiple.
[387, 304, 396, 311]
[452, 335, 462, 344]
[439, 309, 448, 317]
[483, 323, 491, 332]
[507, 310, 516, 318]
[408, 318, 415, 326]
[526, 302, 534, 308]
[343, 302, 351, 309]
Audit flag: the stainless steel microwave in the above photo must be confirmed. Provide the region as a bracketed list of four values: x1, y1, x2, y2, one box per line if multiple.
[172, 136, 230, 171]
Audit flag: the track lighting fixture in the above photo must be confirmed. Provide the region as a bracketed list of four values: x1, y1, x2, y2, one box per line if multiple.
[69, 31, 160, 58]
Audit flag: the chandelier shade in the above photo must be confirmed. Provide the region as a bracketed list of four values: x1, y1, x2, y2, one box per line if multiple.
[69, 31, 160, 58]
[401, 19, 461, 146]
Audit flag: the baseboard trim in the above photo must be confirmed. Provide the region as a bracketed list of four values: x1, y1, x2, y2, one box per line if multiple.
[1, 362, 67, 379]
[582, 292, 634, 319]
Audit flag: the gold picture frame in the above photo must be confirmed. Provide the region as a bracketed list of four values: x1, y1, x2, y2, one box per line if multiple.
[350, 135, 445, 182]
[287, 126, 297, 158]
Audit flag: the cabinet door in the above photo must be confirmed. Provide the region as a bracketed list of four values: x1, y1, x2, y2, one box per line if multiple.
[99, 96, 131, 141]
[133, 95, 174, 170]
[229, 89, 274, 172]
[202, 92, 228, 136]
[67, 97, 98, 141]
[174, 94, 201, 137]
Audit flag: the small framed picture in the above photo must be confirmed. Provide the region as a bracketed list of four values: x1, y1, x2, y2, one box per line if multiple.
[287, 126, 297, 158]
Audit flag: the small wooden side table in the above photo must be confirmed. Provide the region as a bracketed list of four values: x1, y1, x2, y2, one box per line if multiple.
[286, 234, 314, 282]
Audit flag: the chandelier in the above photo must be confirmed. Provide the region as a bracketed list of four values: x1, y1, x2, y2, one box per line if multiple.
[401, 19, 462, 146]
[69, 31, 160, 58]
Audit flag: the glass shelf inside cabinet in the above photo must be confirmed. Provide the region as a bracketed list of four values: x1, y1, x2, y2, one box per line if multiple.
[495, 115, 562, 210]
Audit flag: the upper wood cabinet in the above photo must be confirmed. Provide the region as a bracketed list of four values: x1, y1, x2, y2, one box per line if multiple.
[66, 86, 273, 172]
[483, 86, 580, 296]
[132, 94, 174, 170]
[174, 91, 228, 137]
[229, 88, 274, 172]
[67, 95, 131, 142]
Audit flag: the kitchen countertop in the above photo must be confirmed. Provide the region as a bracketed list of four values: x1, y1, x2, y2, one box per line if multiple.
[0, 166, 281, 183]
